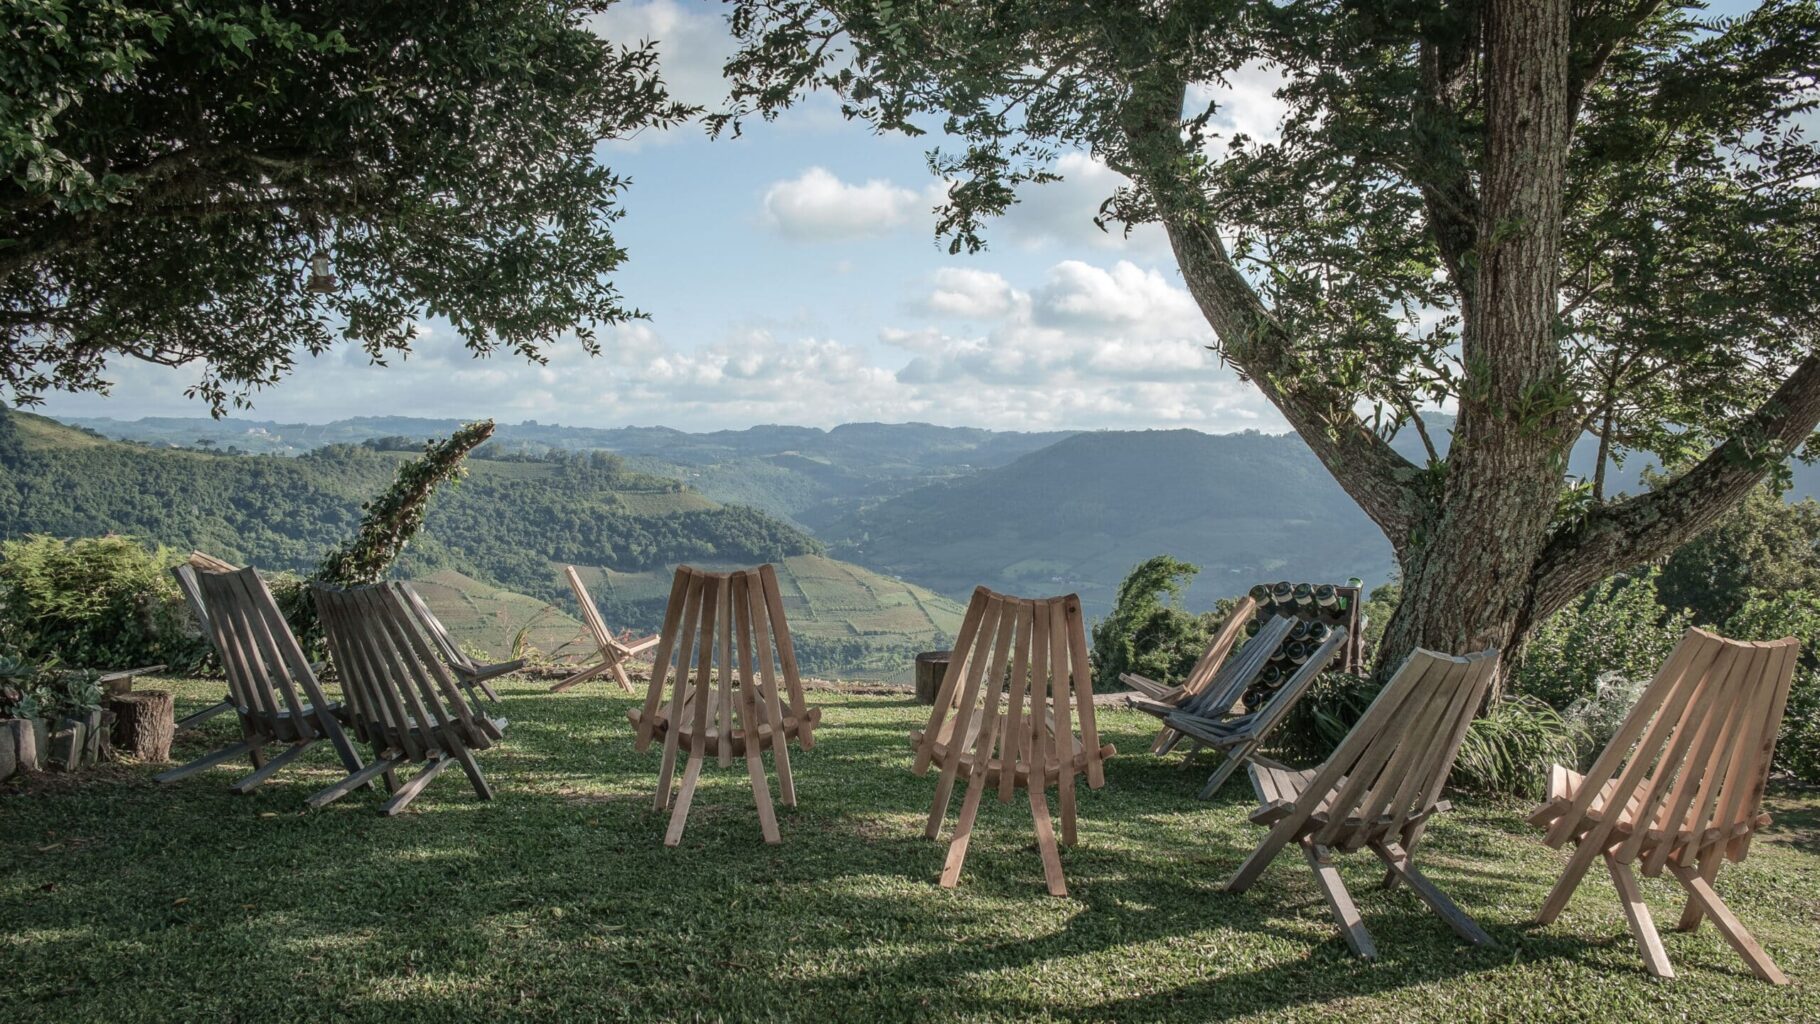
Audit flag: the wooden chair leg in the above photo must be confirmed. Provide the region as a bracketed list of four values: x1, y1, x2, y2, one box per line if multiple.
[1304, 839, 1376, 959]
[247, 742, 267, 770]
[654, 728, 682, 811]
[1058, 770, 1078, 848]
[228, 740, 315, 794]
[1373, 841, 1493, 947]
[307, 752, 406, 809]
[940, 771, 989, 888]
[154, 739, 255, 783]
[1198, 746, 1249, 800]
[924, 767, 960, 840]
[664, 752, 705, 847]
[175, 698, 233, 732]
[1028, 784, 1067, 897]
[1605, 854, 1673, 980]
[1149, 725, 1178, 754]
[1226, 823, 1296, 894]
[609, 658, 636, 694]
[1670, 863, 1789, 985]
[1674, 849, 1723, 932]
[745, 741, 780, 845]
[1537, 836, 1603, 925]
[381, 754, 454, 815]
[446, 742, 493, 802]
[550, 660, 609, 694]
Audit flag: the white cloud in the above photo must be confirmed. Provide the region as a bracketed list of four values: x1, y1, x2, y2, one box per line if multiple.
[1187, 60, 1289, 146]
[761, 167, 930, 241]
[997, 153, 1172, 257]
[922, 268, 1023, 320]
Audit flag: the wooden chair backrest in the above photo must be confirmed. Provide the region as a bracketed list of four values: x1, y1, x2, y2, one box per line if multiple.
[1175, 596, 1257, 698]
[632, 564, 810, 752]
[1545, 627, 1798, 869]
[1281, 647, 1498, 852]
[1244, 626, 1351, 740]
[194, 567, 336, 737]
[565, 565, 624, 655]
[1181, 614, 1296, 718]
[312, 582, 488, 758]
[912, 586, 1106, 791]
[394, 581, 480, 674]
[172, 551, 243, 640]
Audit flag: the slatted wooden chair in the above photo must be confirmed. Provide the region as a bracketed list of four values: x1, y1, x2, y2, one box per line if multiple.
[1169, 625, 1349, 798]
[155, 567, 368, 794]
[311, 582, 509, 814]
[1225, 647, 1499, 959]
[551, 565, 659, 693]
[1123, 596, 1264, 753]
[394, 581, 524, 704]
[629, 564, 820, 845]
[1528, 627, 1798, 985]
[912, 586, 1117, 896]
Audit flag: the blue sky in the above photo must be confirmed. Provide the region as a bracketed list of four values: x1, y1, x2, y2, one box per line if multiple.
[37, 0, 1764, 434]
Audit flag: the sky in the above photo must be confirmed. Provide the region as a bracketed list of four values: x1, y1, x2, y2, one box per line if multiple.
[35, 0, 1765, 435]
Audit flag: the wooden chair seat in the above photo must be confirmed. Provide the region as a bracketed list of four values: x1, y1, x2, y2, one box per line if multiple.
[239, 701, 345, 744]
[629, 705, 820, 755]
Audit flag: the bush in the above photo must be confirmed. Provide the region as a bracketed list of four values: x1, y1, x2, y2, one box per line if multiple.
[1721, 590, 1820, 781]
[1091, 556, 1215, 691]
[1514, 568, 1690, 709]
[1452, 695, 1582, 799]
[1562, 670, 1651, 770]
[0, 535, 208, 671]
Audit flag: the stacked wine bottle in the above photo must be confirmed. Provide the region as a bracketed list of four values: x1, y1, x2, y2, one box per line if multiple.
[1236, 578, 1365, 706]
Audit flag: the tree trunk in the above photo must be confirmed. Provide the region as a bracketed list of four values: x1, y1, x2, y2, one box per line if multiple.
[109, 690, 175, 763]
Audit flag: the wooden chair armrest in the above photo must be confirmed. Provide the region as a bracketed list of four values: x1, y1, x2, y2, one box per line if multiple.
[1120, 673, 1179, 700]
[623, 634, 661, 655]
[463, 659, 528, 684]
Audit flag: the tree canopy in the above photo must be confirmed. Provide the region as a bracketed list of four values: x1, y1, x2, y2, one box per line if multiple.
[1, 1, 691, 411]
[717, 0, 1820, 677]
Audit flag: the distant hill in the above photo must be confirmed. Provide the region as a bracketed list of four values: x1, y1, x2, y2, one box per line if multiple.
[62, 414, 1074, 530]
[824, 429, 1401, 617]
[0, 408, 962, 678]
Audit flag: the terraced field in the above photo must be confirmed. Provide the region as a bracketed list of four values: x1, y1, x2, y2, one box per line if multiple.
[407, 570, 591, 664]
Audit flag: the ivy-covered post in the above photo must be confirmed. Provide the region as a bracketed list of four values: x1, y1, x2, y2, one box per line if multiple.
[316, 420, 496, 586]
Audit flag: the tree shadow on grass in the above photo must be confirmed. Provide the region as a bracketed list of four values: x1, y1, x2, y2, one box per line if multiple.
[2, 682, 1804, 1023]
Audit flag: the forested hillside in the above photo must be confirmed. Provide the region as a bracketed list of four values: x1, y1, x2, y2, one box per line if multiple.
[826, 429, 1401, 616]
[0, 408, 962, 676]
[65, 414, 1074, 529]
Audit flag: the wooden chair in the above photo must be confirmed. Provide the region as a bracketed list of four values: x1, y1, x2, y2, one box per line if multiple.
[1123, 596, 1265, 753]
[1225, 647, 1499, 959]
[550, 565, 660, 693]
[1168, 625, 1349, 798]
[154, 567, 368, 795]
[629, 564, 820, 845]
[912, 586, 1117, 896]
[393, 581, 524, 704]
[311, 582, 509, 814]
[1528, 627, 1798, 985]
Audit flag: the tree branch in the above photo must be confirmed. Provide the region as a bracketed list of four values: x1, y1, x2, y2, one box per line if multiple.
[1531, 348, 1820, 613]
[1119, 71, 1425, 551]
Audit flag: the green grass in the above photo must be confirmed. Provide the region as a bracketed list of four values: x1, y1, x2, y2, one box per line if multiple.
[5, 676, 1820, 1023]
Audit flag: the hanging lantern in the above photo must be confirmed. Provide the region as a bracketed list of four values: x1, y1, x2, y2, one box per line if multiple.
[306, 250, 338, 293]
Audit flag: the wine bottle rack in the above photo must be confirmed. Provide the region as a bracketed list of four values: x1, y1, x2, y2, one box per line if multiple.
[1240, 580, 1367, 683]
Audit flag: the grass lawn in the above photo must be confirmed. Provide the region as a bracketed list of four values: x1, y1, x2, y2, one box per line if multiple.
[5, 675, 1819, 1023]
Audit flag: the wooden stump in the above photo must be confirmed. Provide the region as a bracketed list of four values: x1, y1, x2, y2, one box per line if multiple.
[109, 690, 175, 763]
[914, 650, 952, 705]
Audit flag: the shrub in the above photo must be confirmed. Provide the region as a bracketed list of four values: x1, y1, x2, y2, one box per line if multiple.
[1091, 556, 1215, 691]
[1452, 695, 1582, 799]
[1514, 568, 1690, 709]
[1721, 590, 1820, 781]
[0, 535, 208, 671]
[1273, 671, 1382, 763]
